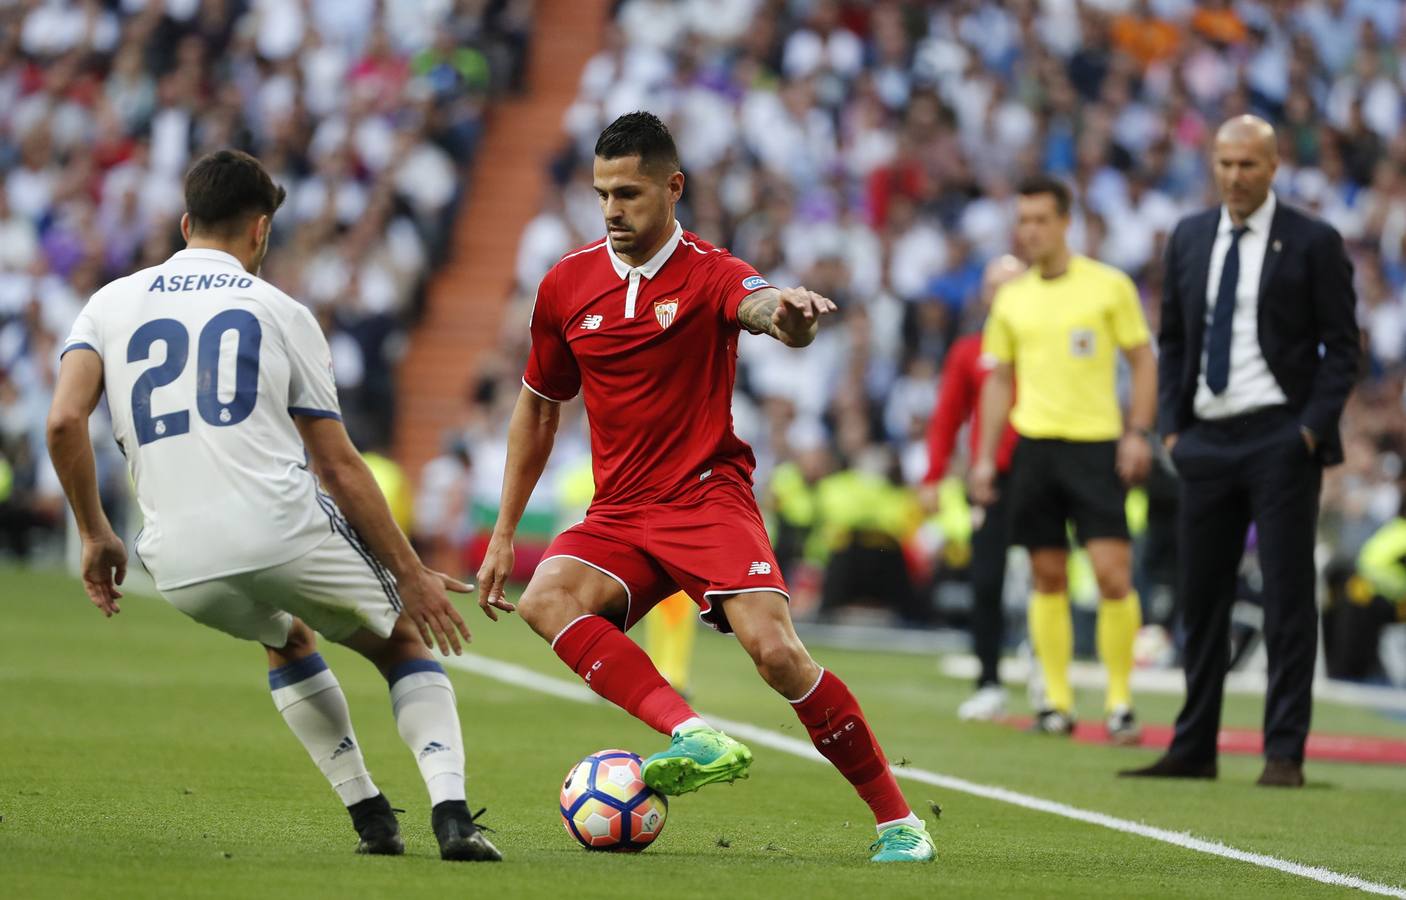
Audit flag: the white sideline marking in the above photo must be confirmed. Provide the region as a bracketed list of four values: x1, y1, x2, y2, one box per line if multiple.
[444, 653, 1406, 898]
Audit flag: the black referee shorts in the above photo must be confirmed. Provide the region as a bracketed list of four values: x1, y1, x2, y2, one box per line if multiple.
[1007, 438, 1129, 549]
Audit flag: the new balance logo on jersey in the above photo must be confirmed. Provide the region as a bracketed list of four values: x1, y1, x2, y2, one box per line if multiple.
[419, 741, 450, 761]
[747, 561, 772, 576]
[581, 315, 604, 330]
[331, 736, 356, 760]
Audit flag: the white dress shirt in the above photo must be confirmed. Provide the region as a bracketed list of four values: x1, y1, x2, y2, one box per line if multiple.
[1194, 192, 1289, 419]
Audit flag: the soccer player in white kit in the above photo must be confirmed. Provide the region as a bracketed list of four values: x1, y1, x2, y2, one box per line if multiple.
[45, 150, 500, 862]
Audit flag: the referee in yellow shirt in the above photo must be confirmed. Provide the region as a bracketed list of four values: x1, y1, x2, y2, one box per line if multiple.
[970, 176, 1157, 744]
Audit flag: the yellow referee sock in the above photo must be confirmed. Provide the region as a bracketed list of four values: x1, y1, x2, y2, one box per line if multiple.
[644, 591, 697, 693]
[1029, 591, 1074, 713]
[1097, 593, 1142, 712]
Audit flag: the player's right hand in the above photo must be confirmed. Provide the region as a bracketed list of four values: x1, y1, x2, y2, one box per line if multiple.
[80, 529, 127, 617]
[475, 535, 517, 622]
[968, 460, 998, 507]
[399, 566, 473, 655]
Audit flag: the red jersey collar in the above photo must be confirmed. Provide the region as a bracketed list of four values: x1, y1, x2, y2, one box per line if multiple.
[607, 220, 682, 281]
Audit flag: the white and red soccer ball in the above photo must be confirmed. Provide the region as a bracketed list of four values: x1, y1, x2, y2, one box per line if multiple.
[559, 749, 669, 852]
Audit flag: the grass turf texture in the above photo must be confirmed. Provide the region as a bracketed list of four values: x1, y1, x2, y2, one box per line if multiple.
[3, 565, 1405, 899]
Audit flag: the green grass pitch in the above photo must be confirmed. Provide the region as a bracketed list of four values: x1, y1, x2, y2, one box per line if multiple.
[3, 565, 1405, 898]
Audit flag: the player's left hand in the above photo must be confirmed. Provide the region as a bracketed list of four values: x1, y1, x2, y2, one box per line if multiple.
[772, 287, 837, 346]
[475, 533, 517, 621]
[80, 529, 127, 617]
[1117, 431, 1153, 486]
[399, 566, 474, 655]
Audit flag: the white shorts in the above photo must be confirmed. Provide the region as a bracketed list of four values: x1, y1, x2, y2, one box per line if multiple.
[160, 529, 401, 646]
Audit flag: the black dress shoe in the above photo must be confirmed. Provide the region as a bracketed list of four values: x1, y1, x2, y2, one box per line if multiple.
[1256, 758, 1305, 787]
[1117, 754, 1217, 779]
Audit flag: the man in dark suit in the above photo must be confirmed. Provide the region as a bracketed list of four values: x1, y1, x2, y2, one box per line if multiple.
[1120, 116, 1359, 787]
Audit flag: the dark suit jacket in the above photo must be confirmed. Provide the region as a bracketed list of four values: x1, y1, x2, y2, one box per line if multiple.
[1156, 200, 1360, 465]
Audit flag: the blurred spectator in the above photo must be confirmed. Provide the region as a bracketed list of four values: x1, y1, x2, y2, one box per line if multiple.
[1111, 0, 1181, 70]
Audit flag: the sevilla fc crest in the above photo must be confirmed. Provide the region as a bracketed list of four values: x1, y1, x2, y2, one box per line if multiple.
[654, 298, 679, 329]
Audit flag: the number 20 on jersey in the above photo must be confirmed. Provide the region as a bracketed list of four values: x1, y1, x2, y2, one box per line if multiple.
[127, 309, 262, 446]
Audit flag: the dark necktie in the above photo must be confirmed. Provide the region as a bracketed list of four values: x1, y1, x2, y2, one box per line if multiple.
[1205, 225, 1248, 395]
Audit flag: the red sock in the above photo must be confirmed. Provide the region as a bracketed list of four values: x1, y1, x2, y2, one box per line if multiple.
[552, 615, 697, 736]
[791, 669, 912, 825]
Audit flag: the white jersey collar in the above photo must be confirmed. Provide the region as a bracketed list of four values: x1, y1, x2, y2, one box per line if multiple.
[169, 248, 249, 271]
[607, 220, 682, 281]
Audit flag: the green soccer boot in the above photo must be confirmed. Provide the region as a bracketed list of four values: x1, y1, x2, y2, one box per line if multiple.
[641, 726, 753, 795]
[869, 821, 936, 863]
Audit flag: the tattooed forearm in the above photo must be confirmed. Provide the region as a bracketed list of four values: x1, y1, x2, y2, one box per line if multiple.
[736, 288, 781, 338]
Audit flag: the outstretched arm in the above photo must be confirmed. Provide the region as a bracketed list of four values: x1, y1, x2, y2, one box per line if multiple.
[47, 349, 127, 616]
[476, 386, 562, 617]
[736, 286, 838, 347]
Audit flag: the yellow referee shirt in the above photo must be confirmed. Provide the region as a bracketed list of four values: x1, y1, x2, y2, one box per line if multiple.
[982, 255, 1149, 442]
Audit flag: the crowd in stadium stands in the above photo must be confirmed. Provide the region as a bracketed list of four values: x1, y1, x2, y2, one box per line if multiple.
[5, 0, 1406, 678]
[434, 0, 1406, 677]
[0, 0, 531, 557]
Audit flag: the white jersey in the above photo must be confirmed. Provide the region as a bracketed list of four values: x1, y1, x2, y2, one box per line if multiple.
[63, 248, 342, 590]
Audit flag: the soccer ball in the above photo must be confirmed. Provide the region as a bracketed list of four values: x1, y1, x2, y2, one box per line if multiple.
[559, 749, 669, 852]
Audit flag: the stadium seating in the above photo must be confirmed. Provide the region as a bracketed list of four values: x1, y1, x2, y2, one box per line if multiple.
[0, 0, 529, 555]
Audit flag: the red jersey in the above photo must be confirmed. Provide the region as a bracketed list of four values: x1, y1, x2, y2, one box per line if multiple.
[923, 333, 1020, 483]
[524, 222, 769, 510]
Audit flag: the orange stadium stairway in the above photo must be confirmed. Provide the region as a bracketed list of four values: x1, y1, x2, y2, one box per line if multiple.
[395, 0, 610, 480]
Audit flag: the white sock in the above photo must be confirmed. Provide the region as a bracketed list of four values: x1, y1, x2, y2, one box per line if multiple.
[672, 716, 709, 736]
[269, 654, 379, 807]
[387, 659, 466, 806]
[876, 812, 924, 834]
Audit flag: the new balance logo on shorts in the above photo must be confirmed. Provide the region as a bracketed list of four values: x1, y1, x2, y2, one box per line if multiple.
[747, 561, 772, 576]
[419, 741, 450, 761]
[581, 315, 604, 330]
[331, 736, 356, 760]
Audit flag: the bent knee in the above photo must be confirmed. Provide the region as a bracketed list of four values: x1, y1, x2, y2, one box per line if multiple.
[749, 638, 815, 693]
[282, 619, 318, 654]
[516, 585, 586, 638]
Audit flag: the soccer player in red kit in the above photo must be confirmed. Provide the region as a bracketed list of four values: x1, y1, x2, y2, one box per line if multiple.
[475, 112, 935, 863]
[922, 255, 1025, 723]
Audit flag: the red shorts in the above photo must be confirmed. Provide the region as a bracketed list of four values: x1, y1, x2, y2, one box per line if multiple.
[541, 476, 788, 633]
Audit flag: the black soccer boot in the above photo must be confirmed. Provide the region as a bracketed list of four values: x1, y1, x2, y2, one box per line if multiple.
[431, 800, 503, 862]
[348, 793, 405, 856]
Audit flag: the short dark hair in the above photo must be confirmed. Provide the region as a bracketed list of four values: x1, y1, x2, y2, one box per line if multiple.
[1016, 175, 1072, 216]
[184, 149, 286, 235]
[594, 111, 680, 176]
